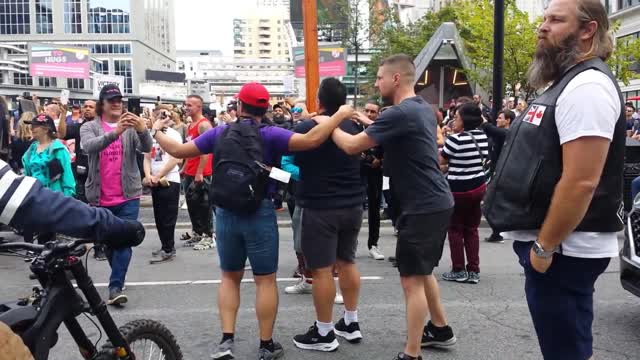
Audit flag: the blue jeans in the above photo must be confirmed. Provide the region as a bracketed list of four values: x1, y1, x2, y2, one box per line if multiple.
[632, 176, 640, 204]
[104, 199, 140, 291]
[216, 200, 279, 275]
[513, 241, 610, 360]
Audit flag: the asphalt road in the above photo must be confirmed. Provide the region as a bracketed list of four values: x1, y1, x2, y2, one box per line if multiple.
[1, 226, 639, 360]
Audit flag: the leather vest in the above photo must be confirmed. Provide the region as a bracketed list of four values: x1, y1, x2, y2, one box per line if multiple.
[483, 58, 625, 233]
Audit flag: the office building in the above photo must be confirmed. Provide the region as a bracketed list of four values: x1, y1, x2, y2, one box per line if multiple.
[177, 49, 295, 105]
[608, 1, 640, 103]
[0, 0, 176, 99]
[233, 7, 292, 62]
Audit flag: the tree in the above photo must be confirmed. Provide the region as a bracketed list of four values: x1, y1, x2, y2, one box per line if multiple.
[370, 0, 640, 102]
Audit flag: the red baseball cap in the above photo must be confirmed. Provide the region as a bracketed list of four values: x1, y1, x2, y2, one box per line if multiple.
[238, 82, 270, 109]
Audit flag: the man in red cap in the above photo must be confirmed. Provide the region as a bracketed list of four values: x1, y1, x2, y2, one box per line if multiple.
[153, 82, 354, 360]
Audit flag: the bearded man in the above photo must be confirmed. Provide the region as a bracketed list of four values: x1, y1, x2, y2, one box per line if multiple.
[483, 0, 625, 359]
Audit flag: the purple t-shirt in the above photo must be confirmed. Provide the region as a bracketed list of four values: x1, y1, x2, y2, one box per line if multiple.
[194, 120, 294, 166]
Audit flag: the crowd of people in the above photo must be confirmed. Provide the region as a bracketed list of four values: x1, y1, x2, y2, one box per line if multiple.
[0, 0, 628, 359]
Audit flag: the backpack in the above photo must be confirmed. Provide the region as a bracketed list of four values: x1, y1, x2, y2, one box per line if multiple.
[211, 120, 270, 214]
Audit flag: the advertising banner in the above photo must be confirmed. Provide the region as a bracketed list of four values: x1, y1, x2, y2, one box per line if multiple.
[293, 46, 347, 78]
[29, 43, 90, 79]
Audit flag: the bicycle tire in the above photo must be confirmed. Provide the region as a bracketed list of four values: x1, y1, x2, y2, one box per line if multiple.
[95, 319, 183, 360]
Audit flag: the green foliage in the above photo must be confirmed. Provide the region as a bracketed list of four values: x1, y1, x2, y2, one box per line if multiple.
[370, 0, 640, 99]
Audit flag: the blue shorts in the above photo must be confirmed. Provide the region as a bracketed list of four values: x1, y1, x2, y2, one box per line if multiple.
[513, 241, 610, 360]
[215, 200, 279, 275]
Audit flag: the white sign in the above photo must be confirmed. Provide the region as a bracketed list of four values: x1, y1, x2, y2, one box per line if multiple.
[93, 74, 125, 98]
[59, 89, 70, 105]
[139, 82, 187, 100]
[188, 81, 212, 102]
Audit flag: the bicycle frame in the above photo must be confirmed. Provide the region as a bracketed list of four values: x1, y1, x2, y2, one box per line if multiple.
[0, 247, 135, 360]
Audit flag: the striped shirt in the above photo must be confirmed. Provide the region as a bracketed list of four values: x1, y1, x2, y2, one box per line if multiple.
[442, 129, 489, 192]
[0, 159, 36, 225]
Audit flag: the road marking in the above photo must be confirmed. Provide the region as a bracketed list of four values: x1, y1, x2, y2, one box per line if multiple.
[83, 276, 384, 288]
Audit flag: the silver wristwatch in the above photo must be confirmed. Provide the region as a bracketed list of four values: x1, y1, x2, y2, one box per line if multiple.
[532, 240, 556, 259]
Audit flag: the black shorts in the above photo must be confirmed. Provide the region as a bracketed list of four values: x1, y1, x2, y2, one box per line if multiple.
[301, 206, 363, 270]
[396, 208, 453, 276]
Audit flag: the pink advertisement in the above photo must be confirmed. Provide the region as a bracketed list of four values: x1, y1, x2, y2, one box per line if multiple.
[293, 46, 347, 78]
[29, 44, 90, 80]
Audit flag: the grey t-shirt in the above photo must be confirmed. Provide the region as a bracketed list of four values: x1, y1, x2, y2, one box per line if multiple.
[365, 96, 453, 215]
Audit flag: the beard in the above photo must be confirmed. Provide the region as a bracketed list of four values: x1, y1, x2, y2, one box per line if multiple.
[273, 114, 286, 124]
[526, 32, 581, 90]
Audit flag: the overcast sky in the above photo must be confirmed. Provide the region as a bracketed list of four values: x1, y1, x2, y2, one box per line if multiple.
[175, 1, 254, 55]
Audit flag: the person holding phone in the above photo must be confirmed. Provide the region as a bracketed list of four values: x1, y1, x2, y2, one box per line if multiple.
[80, 84, 152, 306]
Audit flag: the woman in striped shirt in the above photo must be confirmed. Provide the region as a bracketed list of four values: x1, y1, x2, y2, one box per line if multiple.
[440, 103, 489, 284]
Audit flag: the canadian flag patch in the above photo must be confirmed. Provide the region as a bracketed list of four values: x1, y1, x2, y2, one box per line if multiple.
[522, 105, 546, 126]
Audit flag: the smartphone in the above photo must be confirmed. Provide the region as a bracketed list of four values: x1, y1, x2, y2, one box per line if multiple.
[127, 97, 141, 115]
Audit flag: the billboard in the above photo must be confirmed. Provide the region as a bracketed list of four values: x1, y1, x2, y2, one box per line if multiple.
[293, 46, 347, 78]
[93, 74, 125, 98]
[29, 43, 90, 79]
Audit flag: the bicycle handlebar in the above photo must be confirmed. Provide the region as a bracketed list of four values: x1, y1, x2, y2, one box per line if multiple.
[0, 238, 94, 255]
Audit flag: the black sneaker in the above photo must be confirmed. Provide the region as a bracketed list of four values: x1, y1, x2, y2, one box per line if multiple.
[467, 271, 480, 284]
[421, 321, 456, 348]
[485, 233, 505, 243]
[258, 341, 284, 360]
[293, 323, 339, 352]
[392, 352, 423, 360]
[334, 318, 362, 343]
[107, 288, 128, 306]
[149, 250, 176, 264]
[94, 246, 107, 261]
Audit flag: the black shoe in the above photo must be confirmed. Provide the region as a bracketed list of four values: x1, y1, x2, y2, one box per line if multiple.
[421, 321, 456, 348]
[149, 250, 176, 264]
[94, 246, 107, 261]
[258, 341, 284, 360]
[485, 233, 504, 243]
[293, 323, 339, 352]
[393, 353, 423, 360]
[107, 288, 128, 306]
[334, 318, 362, 343]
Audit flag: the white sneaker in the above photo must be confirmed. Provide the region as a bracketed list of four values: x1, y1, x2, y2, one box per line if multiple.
[334, 292, 344, 305]
[285, 279, 312, 294]
[193, 236, 215, 251]
[368, 246, 385, 260]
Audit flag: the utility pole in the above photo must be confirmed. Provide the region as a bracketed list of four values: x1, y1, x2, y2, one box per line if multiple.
[352, 0, 359, 105]
[492, 0, 504, 121]
[303, 0, 319, 112]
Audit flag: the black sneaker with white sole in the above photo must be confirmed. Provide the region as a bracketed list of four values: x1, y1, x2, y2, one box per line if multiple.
[334, 318, 362, 343]
[293, 324, 339, 352]
[421, 321, 456, 348]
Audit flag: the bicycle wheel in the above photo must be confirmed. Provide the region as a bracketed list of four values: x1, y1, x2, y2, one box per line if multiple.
[96, 319, 183, 360]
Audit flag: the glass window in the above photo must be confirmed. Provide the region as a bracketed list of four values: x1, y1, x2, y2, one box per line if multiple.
[88, 0, 131, 34]
[67, 78, 85, 89]
[38, 77, 57, 87]
[64, 0, 82, 33]
[13, 73, 33, 86]
[35, 0, 54, 34]
[113, 59, 132, 93]
[98, 59, 109, 74]
[0, 0, 31, 34]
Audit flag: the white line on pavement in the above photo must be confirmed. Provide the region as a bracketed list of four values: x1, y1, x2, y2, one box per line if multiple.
[83, 276, 384, 288]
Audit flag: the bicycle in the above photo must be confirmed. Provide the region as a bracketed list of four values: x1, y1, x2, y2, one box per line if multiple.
[0, 238, 183, 360]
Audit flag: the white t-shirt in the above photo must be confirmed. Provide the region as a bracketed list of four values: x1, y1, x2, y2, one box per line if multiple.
[504, 69, 621, 259]
[150, 127, 181, 184]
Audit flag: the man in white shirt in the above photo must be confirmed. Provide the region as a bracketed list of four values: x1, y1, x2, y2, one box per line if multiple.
[483, 0, 624, 359]
[144, 110, 183, 263]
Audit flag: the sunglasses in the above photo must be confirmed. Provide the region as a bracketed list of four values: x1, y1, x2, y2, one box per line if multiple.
[292, 107, 303, 114]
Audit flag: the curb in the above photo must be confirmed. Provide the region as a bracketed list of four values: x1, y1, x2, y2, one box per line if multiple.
[143, 218, 491, 230]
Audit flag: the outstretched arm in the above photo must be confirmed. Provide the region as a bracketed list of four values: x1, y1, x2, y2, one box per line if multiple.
[332, 130, 378, 156]
[0, 160, 143, 248]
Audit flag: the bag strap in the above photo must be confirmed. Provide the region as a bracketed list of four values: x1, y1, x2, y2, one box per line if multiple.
[467, 131, 486, 164]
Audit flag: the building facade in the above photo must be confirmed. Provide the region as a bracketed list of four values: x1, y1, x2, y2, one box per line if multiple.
[0, 0, 176, 99]
[233, 3, 292, 62]
[608, 1, 640, 104]
[177, 49, 295, 106]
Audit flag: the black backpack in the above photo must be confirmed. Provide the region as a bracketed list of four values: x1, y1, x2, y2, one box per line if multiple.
[211, 120, 270, 214]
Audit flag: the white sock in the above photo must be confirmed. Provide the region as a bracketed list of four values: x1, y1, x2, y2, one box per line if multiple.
[344, 310, 358, 325]
[316, 320, 334, 337]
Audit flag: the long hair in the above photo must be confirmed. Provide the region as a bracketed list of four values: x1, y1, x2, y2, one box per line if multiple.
[17, 112, 34, 141]
[577, 0, 614, 61]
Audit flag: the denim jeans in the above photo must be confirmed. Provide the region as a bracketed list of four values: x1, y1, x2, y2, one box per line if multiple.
[216, 200, 279, 275]
[104, 199, 140, 291]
